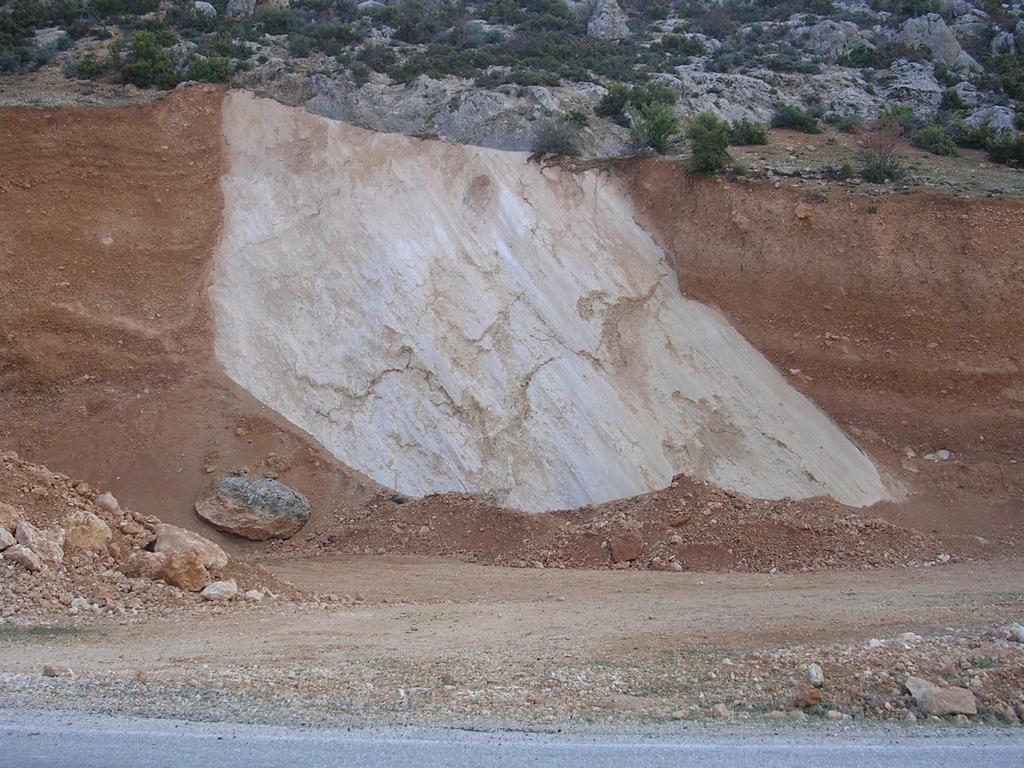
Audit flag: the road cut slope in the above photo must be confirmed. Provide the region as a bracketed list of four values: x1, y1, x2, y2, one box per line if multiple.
[210, 92, 890, 512]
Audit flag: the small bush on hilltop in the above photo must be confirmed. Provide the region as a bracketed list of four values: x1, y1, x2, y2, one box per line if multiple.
[771, 104, 821, 134]
[987, 132, 1024, 168]
[119, 31, 180, 89]
[627, 101, 679, 154]
[597, 80, 676, 126]
[186, 55, 232, 83]
[533, 114, 581, 156]
[729, 118, 768, 145]
[910, 123, 958, 156]
[859, 117, 903, 183]
[687, 112, 732, 173]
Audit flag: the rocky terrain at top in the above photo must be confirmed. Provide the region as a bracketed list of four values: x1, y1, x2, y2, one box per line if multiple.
[2, 0, 1022, 164]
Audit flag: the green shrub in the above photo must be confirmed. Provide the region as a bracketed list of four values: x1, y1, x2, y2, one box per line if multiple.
[565, 108, 589, 128]
[859, 118, 903, 183]
[884, 104, 922, 132]
[119, 31, 180, 89]
[729, 118, 768, 145]
[75, 53, 103, 79]
[627, 101, 678, 154]
[910, 123, 959, 156]
[658, 33, 705, 57]
[987, 132, 1024, 168]
[950, 119, 996, 148]
[771, 104, 821, 133]
[687, 112, 732, 173]
[597, 80, 676, 125]
[533, 115, 581, 156]
[186, 55, 232, 83]
[834, 113, 864, 133]
[357, 43, 397, 72]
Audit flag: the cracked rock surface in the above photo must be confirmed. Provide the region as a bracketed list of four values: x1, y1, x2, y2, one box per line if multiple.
[210, 91, 891, 512]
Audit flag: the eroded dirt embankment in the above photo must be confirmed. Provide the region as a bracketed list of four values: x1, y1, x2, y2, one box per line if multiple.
[617, 163, 1024, 546]
[1, 88, 1020, 568]
[0, 87, 382, 551]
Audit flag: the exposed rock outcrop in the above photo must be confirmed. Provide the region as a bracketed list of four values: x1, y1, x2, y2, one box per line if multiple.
[587, 0, 630, 40]
[900, 13, 981, 71]
[210, 92, 893, 513]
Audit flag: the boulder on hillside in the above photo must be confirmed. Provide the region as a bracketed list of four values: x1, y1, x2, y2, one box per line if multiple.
[201, 579, 238, 601]
[587, 0, 630, 40]
[965, 105, 1018, 134]
[0, 502, 22, 533]
[153, 522, 228, 569]
[158, 549, 210, 592]
[904, 675, 977, 716]
[195, 476, 310, 541]
[4, 544, 44, 572]
[226, 0, 256, 16]
[0, 526, 15, 550]
[900, 13, 981, 71]
[64, 510, 112, 553]
[789, 20, 863, 62]
[15, 521, 63, 564]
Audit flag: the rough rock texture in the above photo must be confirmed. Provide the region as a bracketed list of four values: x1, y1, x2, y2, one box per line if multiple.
[915, 685, 978, 716]
[880, 60, 943, 117]
[789, 20, 863, 62]
[211, 92, 891, 513]
[226, 0, 256, 16]
[63, 510, 112, 553]
[123, 550, 166, 580]
[153, 523, 228, 569]
[0, 502, 21, 532]
[3, 543, 43, 572]
[899, 14, 980, 71]
[303, 74, 630, 155]
[201, 579, 238, 601]
[195, 475, 310, 541]
[965, 105, 1019, 134]
[15, 521, 63, 564]
[158, 549, 210, 592]
[587, 0, 630, 40]
[0, 526, 15, 550]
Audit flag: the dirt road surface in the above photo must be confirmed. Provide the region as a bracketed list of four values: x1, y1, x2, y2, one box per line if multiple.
[3, 556, 1022, 728]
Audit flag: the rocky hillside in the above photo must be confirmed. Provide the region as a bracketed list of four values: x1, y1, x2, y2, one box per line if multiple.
[2, 0, 1021, 161]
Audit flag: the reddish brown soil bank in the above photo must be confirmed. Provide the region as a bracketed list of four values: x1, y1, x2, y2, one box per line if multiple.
[617, 161, 1023, 546]
[0, 87, 379, 547]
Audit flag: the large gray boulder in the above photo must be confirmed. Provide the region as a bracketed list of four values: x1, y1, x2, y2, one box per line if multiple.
[900, 13, 980, 71]
[965, 105, 1019, 134]
[991, 30, 1015, 55]
[789, 20, 863, 62]
[587, 0, 630, 40]
[226, 0, 256, 17]
[881, 59, 944, 117]
[195, 475, 311, 541]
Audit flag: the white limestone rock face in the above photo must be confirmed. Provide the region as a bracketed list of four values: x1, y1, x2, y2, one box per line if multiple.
[210, 91, 892, 513]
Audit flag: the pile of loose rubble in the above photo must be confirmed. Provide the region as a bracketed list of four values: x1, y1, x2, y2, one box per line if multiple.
[309, 474, 951, 573]
[0, 451, 297, 623]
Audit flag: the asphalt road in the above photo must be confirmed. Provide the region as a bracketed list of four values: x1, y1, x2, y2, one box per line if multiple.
[3, 709, 1022, 768]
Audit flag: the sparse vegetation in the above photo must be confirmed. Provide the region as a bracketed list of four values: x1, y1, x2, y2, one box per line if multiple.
[771, 104, 821, 134]
[859, 117, 903, 183]
[627, 100, 679, 154]
[687, 111, 732, 173]
[729, 118, 768, 146]
[910, 124, 959, 156]
[533, 114, 581, 156]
